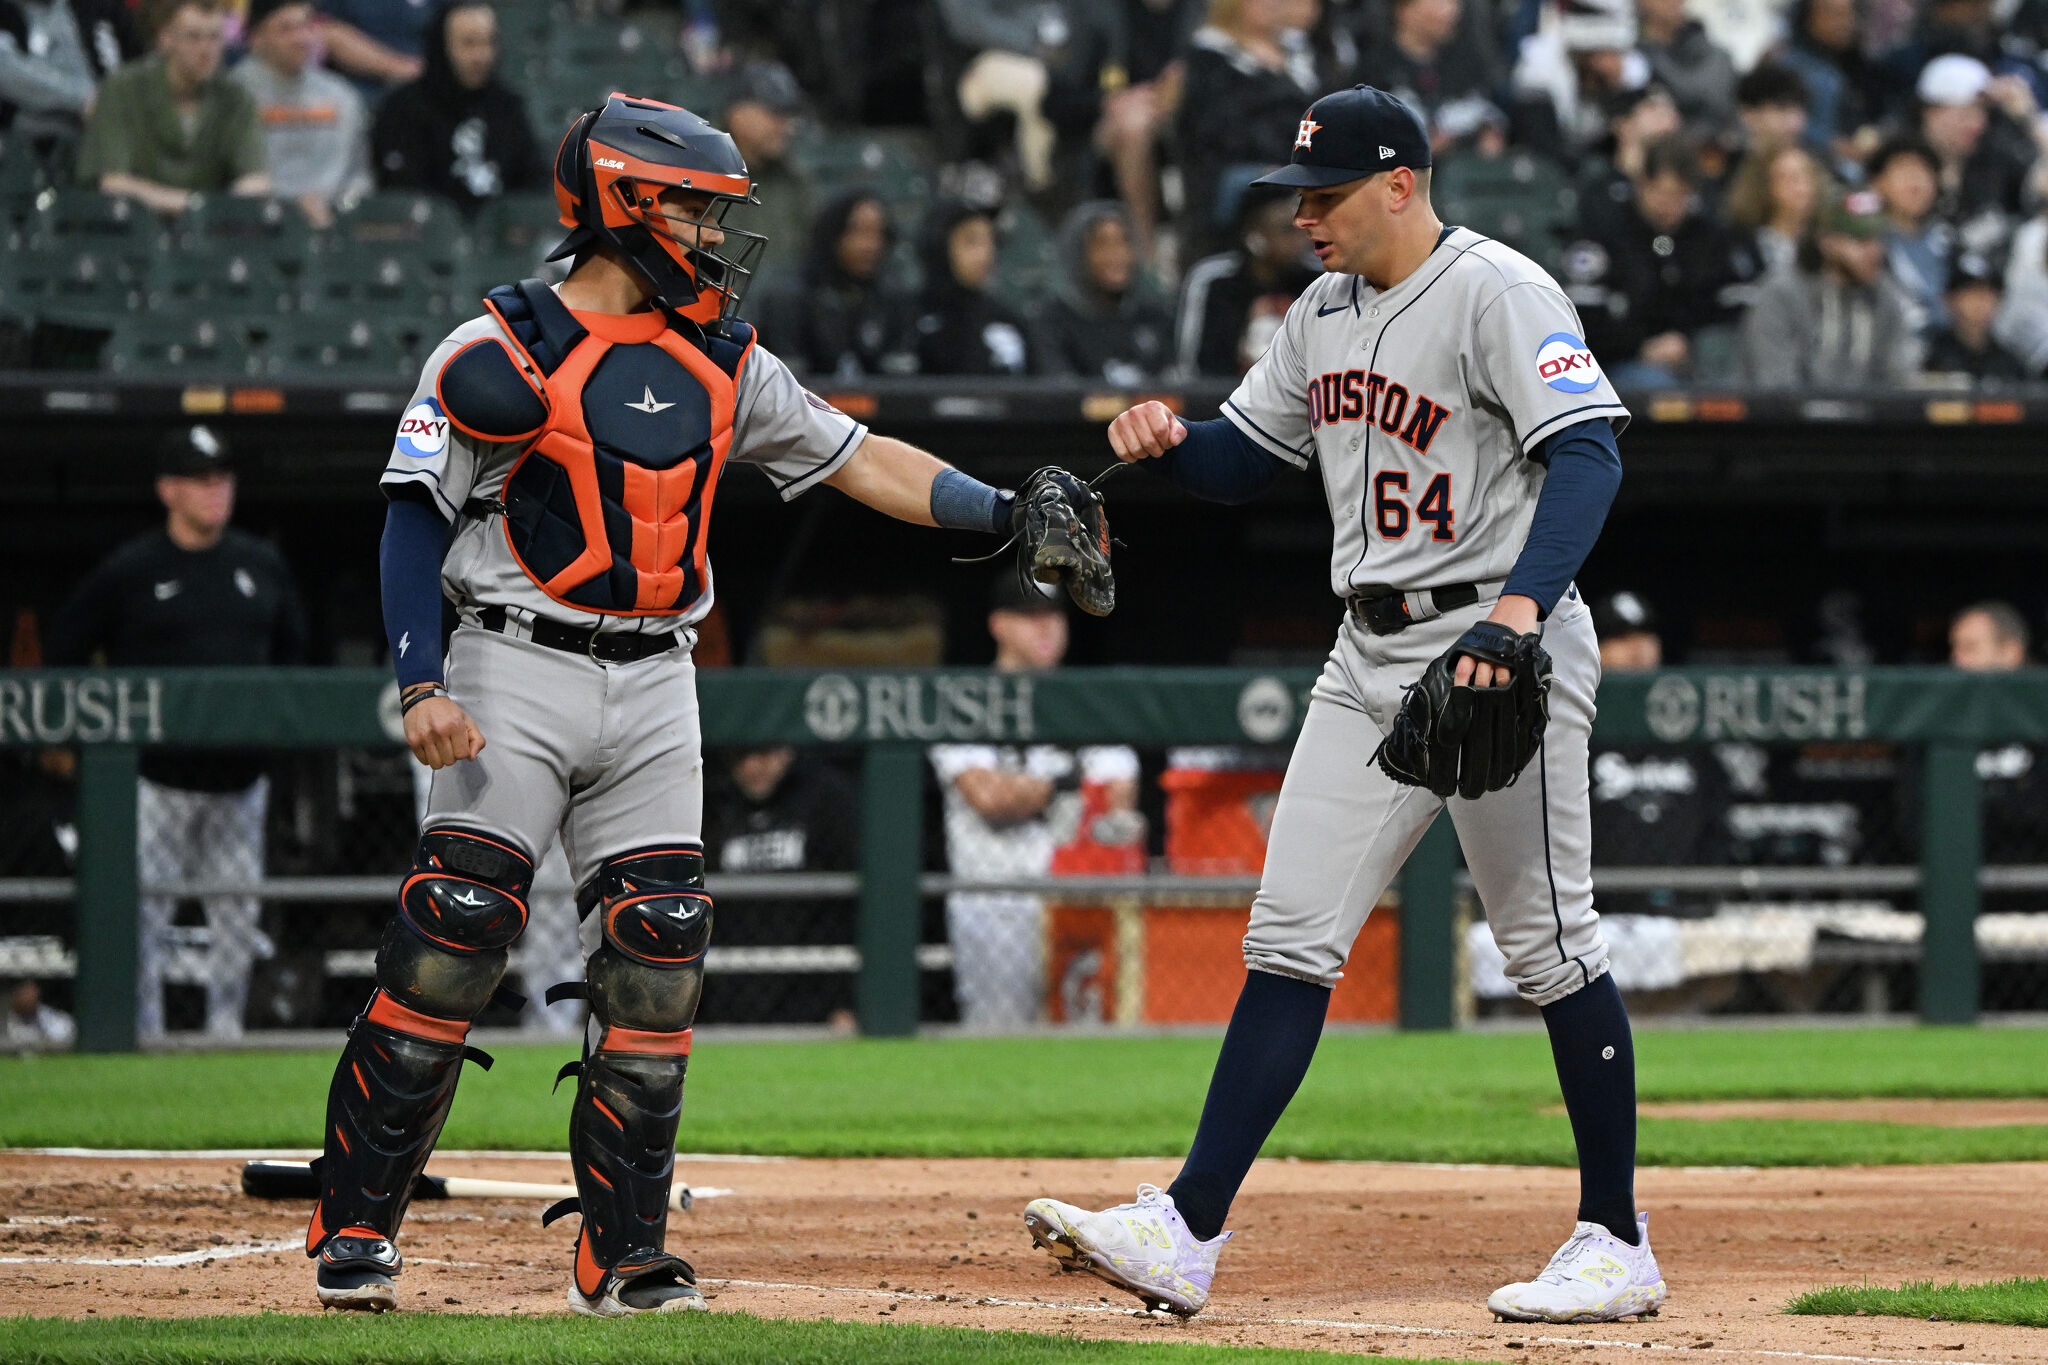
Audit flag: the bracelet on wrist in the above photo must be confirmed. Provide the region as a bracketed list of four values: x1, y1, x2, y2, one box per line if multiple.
[400, 683, 448, 715]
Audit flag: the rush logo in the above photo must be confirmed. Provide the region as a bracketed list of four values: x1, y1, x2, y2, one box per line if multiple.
[1306, 369, 1452, 453]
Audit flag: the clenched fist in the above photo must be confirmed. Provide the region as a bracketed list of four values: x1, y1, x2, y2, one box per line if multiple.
[1107, 400, 1188, 462]
[405, 695, 486, 769]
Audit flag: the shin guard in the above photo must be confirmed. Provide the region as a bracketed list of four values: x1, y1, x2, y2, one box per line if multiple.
[548, 846, 710, 1307]
[308, 828, 532, 1258]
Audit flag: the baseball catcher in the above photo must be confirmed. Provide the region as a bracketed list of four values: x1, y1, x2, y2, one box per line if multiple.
[307, 93, 1043, 1318]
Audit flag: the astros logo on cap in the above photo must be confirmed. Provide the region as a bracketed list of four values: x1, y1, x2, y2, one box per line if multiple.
[1294, 117, 1321, 150]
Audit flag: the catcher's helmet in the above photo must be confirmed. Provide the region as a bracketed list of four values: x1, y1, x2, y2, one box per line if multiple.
[547, 92, 767, 328]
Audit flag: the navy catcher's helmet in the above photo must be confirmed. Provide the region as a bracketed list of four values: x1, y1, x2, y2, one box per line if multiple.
[547, 92, 767, 328]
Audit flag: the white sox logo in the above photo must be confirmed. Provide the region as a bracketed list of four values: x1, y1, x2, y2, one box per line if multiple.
[1294, 117, 1321, 150]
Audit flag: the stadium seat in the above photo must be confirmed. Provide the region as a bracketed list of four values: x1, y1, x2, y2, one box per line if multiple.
[301, 240, 458, 317]
[9, 243, 142, 329]
[103, 315, 259, 378]
[24, 189, 164, 271]
[264, 312, 436, 380]
[0, 146, 48, 229]
[175, 196, 313, 271]
[147, 249, 298, 317]
[1434, 150, 1577, 270]
[473, 192, 560, 264]
[993, 202, 1058, 307]
[331, 192, 470, 274]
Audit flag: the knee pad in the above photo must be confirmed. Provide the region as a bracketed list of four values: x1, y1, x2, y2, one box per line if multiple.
[375, 827, 534, 1021]
[580, 846, 711, 1037]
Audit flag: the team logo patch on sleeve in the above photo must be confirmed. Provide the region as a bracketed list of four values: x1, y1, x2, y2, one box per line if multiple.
[395, 397, 449, 458]
[1535, 333, 1601, 394]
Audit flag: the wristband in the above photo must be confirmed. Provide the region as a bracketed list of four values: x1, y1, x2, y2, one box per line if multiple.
[400, 683, 448, 716]
[931, 467, 1015, 534]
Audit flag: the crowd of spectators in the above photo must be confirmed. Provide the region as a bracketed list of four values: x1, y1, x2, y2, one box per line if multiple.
[9, 0, 2048, 388]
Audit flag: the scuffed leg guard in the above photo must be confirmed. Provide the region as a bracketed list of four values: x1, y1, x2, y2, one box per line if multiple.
[548, 845, 711, 1316]
[309, 827, 532, 1310]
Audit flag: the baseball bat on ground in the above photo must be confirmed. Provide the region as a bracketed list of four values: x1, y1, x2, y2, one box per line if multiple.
[239, 1160, 692, 1213]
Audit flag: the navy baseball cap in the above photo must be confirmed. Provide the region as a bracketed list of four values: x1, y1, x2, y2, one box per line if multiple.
[1251, 86, 1432, 190]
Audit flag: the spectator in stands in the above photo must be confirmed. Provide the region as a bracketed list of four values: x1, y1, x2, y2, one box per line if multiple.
[1586, 590, 1730, 916]
[0, 0, 136, 161]
[1043, 0, 1203, 258]
[2, 980, 74, 1053]
[911, 197, 1037, 375]
[1175, 183, 1317, 375]
[936, 0, 1069, 193]
[1177, 0, 1323, 251]
[1868, 138, 1950, 333]
[1913, 54, 2038, 231]
[1634, 0, 1737, 139]
[314, 0, 426, 92]
[1032, 200, 1174, 382]
[1508, 0, 1645, 162]
[1921, 246, 2029, 383]
[700, 746, 861, 1026]
[1573, 83, 1682, 241]
[721, 60, 814, 291]
[1778, 0, 1884, 167]
[44, 425, 308, 1044]
[76, 0, 269, 215]
[1568, 137, 1760, 386]
[929, 575, 1141, 1029]
[1725, 140, 1829, 277]
[230, 0, 368, 229]
[369, 0, 542, 217]
[758, 189, 917, 378]
[1727, 59, 1810, 169]
[1994, 210, 2048, 373]
[1947, 601, 2048, 868]
[1741, 189, 1922, 389]
[1355, 0, 1501, 152]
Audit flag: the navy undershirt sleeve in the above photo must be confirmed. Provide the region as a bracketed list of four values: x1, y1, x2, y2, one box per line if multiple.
[1502, 418, 1623, 617]
[1143, 416, 1287, 505]
[380, 491, 454, 689]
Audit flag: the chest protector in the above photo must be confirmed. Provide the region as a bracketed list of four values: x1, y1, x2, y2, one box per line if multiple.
[437, 280, 755, 616]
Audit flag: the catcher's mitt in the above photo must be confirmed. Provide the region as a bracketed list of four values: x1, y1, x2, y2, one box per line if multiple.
[1013, 466, 1115, 616]
[1373, 622, 1552, 800]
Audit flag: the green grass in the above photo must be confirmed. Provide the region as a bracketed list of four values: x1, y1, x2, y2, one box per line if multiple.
[0, 1312, 1463, 1364]
[5, 1028, 2048, 1165]
[1787, 1277, 2048, 1328]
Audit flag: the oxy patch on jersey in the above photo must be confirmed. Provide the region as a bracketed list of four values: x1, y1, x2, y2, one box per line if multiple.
[1536, 332, 1601, 394]
[1306, 369, 1453, 454]
[395, 397, 449, 459]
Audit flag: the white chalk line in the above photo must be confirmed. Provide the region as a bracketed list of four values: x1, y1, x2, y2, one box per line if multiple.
[0, 1238, 301, 1268]
[700, 1276, 2016, 1365]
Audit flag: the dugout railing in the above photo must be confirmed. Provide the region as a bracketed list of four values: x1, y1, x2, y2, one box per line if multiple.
[2, 665, 2045, 1051]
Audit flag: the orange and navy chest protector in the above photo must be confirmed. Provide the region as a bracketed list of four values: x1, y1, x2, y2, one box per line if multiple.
[436, 278, 756, 617]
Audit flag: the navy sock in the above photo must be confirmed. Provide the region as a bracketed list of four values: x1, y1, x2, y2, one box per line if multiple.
[1166, 970, 1331, 1241]
[1540, 972, 1639, 1245]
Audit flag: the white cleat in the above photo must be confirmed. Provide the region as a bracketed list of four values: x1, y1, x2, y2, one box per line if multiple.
[1023, 1183, 1232, 1317]
[1488, 1214, 1667, 1324]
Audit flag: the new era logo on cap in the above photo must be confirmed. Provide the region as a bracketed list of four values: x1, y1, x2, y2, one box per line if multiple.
[1380, 145, 1394, 158]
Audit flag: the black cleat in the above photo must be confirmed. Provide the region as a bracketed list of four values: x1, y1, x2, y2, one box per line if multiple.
[315, 1234, 401, 1312]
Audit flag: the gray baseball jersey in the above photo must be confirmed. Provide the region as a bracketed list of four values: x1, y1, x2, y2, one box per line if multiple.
[381, 300, 867, 636]
[1221, 226, 1628, 598]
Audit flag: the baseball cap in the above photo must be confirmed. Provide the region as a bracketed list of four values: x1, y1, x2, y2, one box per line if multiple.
[990, 572, 1063, 615]
[1251, 85, 1431, 190]
[1948, 246, 2003, 290]
[1820, 189, 1886, 240]
[1591, 590, 1658, 639]
[1917, 53, 1991, 107]
[244, 0, 305, 35]
[1558, 0, 1637, 52]
[156, 424, 233, 477]
[726, 60, 805, 116]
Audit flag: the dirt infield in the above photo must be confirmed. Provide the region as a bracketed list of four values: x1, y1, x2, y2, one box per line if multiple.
[4, 1152, 2047, 1363]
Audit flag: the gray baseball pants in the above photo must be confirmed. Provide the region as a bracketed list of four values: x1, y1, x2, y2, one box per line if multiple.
[1245, 590, 1608, 1006]
[425, 626, 705, 888]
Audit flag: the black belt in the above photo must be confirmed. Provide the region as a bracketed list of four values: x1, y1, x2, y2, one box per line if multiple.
[475, 605, 682, 664]
[1346, 582, 1481, 636]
